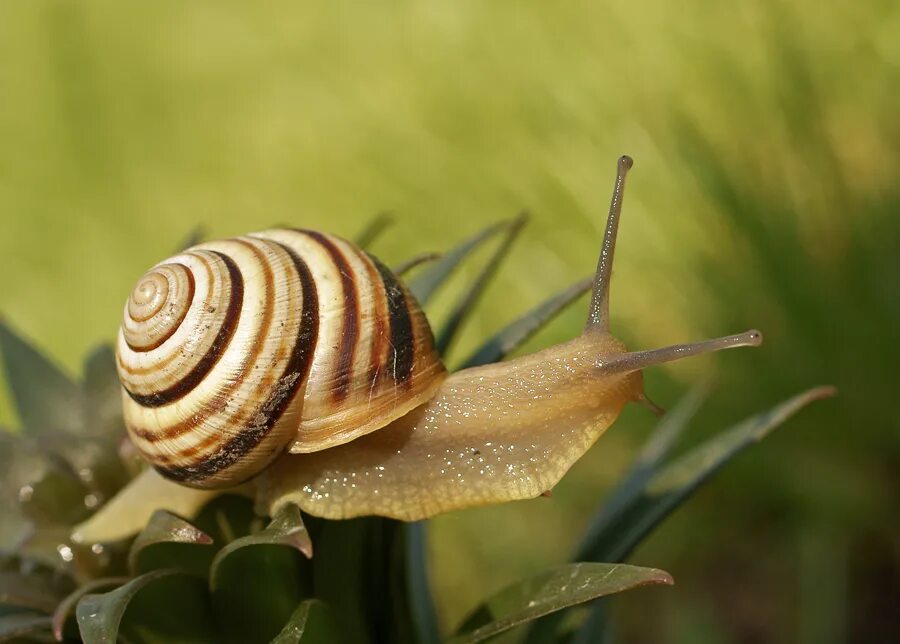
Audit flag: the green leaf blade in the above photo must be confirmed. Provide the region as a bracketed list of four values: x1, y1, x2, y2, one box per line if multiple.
[271, 599, 343, 644]
[0, 321, 81, 436]
[583, 386, 835, 564]
[76, 569, 217, 644]
[209, 504, 313, 644]
[129, 510, 214, 576]
[407, 220, 509, 304]
[459, 276, 592, 369]
[451, 563, 673, 644]
[435, 214, 528, 357]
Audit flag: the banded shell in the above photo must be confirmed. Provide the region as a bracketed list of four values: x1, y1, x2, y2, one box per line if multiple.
[116, 229, 447, 489]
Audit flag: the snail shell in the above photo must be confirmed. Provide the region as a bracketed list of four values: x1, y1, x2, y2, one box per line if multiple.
[116, 229, 447, 489]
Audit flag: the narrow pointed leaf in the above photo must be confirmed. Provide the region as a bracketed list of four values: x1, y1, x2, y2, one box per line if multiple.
[175, 226, 205, 252]
[404, 522, 441, 644]
[0, 611, 53, 641]
[450, 563, 673, 644]
[52, 577, 128, 642]
[393, 252, 441, 277]
[355, 212, 393, 249]
[81, 345, 124, 439]
[408, 220, 509, 304]
[580, 386, 835, 563]
[210, 504, 313, 644]
[574, 382, 711, 561]
[459, 276, 593, 369]
[128, 510, 213, 575]
[76, 569, 216, 644]
[0, 321, 81, 436]
[271, 599, 342, 644]
[436, 214, 528, 356]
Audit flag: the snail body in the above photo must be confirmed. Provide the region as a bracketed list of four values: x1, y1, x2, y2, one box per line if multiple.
[102, 156, 761, 529]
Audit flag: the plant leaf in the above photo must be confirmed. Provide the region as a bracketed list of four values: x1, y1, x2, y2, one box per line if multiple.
[271, 599, 342, 644]
[579, 386, 835, 564]
[52, 577, 127, 642]
[435, 213, 528, 356]
[209, 504, 313, 644]
[0, 611, 53, 641]
[458, 276, 593, 369]
[450, 563, 673, 644]
[0, 321, 81, 436]
[309, 517, 377, 644]
[354, 212, 393, 249]
[393, 252, 441, 277]
[128, 510, 213, 576]
[76, 569, 216, 644]
[209, 503, 312, 584]
[81, 345, 124, 439]
[408, 220, 509, 304]
[403, 522, 441, 644]
[574, 382, 711, 562]
[175, 226, 206, 252]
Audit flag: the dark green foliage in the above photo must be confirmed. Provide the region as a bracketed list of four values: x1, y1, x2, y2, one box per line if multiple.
[0, 220, 829, 643]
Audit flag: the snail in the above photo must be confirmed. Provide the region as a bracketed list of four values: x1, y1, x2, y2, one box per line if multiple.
[95, 156, 762, 535]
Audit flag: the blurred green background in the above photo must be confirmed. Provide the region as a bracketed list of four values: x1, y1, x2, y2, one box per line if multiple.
[1, 1, 897, 642]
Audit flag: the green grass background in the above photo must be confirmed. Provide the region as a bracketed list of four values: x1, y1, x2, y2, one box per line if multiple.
[1, 1, 897, 641]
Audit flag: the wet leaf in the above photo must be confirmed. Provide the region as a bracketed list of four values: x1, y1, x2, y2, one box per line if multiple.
[435, 213, 528, 356]
[451, 563, 673, 644]
[0, 610, 53, 641]
[354, 212, 393, 249]
[519, 387, 837, 644]
[271, 599, 342, 644]
[128, 510, 213, 576]
[0, 321, 82, 437]
[18, 461, 92, 528]
[52, 577, 127, 642]
[579, 386, 835, 563]
[210, 504, 313, 644]
[458, 276, 593, 369]
[408, 219, 509, 304]
[76, 569, 216, 644]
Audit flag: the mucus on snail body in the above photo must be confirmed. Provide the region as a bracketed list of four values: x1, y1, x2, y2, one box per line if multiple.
[108, 156, 761, 526]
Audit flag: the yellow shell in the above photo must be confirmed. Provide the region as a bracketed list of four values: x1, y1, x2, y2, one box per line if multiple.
[116, 229, 447, 489]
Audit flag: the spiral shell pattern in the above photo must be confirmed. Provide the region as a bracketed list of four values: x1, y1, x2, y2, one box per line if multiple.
[117, 229, 447, 489]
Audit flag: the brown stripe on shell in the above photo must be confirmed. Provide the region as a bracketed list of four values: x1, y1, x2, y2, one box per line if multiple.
[155, 242, 320, 484]
[131, 240, 274, 440]
[295, 229, 359, 402]
[125, 252, 244, 407]
[355, 248, 390, 385]
[125, 265, 195, 353]
[118, 253, 217, 377]
[370, 255, 415, 385]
